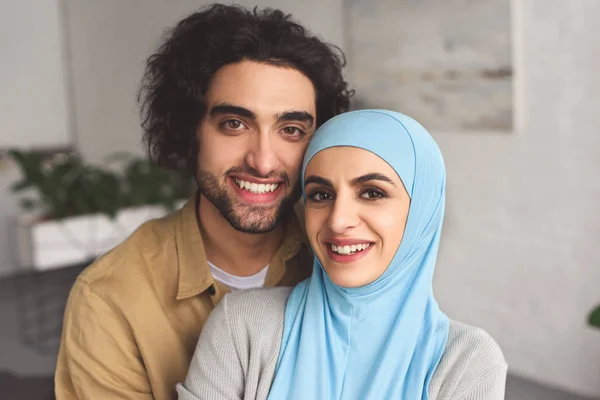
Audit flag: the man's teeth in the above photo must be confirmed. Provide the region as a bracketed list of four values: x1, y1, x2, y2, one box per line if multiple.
[235, 179, 280, 194]
[330, 243, 371, 255]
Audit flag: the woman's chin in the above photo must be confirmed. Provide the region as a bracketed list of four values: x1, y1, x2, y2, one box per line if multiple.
[323, 266, 376, 288]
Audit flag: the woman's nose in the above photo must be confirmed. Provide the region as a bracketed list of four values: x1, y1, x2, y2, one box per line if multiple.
[327, 196, 359, 234]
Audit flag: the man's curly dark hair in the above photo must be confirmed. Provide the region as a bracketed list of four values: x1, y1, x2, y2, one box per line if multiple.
[138, 4, 353, 176]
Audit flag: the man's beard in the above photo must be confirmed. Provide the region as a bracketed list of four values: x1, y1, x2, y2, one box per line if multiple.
[196, 167, 302, 234]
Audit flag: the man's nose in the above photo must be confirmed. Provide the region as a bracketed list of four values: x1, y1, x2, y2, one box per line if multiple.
[245, 132, 280, 177]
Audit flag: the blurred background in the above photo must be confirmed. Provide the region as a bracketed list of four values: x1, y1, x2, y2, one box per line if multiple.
[0, 0, 598, 399]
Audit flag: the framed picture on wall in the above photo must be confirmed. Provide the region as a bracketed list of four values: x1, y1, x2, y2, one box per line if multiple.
[346, 0, 513, 133]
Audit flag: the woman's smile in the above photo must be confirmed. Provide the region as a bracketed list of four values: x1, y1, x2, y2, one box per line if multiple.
[323, 238, 375, 264]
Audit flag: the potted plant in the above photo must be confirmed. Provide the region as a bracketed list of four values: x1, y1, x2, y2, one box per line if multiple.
[589, 305, 600, 329]
[9, 149, 191, 271]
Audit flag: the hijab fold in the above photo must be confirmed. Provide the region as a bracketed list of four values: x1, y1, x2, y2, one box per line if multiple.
[267, 110, 449, 400]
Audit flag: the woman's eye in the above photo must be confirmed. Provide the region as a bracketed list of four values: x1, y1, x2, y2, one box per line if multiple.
[308, 191, 333, 202]
[360, 189, 386, 200]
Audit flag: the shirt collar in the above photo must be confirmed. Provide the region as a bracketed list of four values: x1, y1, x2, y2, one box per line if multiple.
[176, 193, 211, 300]
[175, 193, 307, 300]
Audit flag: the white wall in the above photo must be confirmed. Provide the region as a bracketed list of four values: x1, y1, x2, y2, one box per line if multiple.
[63, 0, 344, 163]
[0, 0, 71, 275]
[432, 0, 600, 396]
[0, 0, 71, 148]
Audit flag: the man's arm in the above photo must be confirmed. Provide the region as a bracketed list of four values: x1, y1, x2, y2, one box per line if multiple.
[55, 279, 153, 400]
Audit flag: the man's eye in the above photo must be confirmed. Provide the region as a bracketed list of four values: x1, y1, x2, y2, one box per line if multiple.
[224, 119, 244, 130]
[281, 126, 305, 137]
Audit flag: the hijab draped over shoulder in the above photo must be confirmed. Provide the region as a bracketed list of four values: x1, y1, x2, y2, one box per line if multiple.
[267, 110, 450, 400]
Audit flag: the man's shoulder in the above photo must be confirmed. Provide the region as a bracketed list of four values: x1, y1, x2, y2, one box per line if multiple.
[76, 211, 179, 298]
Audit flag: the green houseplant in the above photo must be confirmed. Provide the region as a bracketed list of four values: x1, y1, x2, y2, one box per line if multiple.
[9, 150, 122, 219]
[589, 305, 600, 329]
[105, 152, 190, 212]
[10, 150, 191, 220]
[9, 149, 192, 270]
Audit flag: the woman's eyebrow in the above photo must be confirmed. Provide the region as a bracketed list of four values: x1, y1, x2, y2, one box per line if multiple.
[352, 173, 396, 187]
[304, 175, 333, 188]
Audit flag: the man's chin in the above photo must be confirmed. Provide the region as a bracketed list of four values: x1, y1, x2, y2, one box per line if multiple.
[227, 216, 280, 234]
[201, 185, 299, 233]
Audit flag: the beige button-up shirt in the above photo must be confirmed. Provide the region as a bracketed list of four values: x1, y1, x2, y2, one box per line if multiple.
[55, 195, 312, 399]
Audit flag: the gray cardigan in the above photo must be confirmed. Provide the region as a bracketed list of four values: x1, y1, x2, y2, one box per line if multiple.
[178, 287, 507, 400]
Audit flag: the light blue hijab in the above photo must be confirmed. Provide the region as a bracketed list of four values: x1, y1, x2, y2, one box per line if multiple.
[267, 110, 449, 399]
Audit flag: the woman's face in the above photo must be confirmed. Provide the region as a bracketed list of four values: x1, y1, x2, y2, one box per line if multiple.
[304, 147, 410, 288]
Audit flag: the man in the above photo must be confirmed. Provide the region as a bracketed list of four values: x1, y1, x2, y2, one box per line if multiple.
[55, 4, 352, 399]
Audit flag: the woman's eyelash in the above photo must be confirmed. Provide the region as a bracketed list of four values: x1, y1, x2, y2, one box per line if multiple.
[360, 188, 388, 199]
[307, 190, 333, 202]
[306, 187, 388, 202]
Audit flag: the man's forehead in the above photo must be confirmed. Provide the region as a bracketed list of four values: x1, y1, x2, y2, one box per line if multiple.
[205, 61, 317, 120]
[204, 94, 316, 122]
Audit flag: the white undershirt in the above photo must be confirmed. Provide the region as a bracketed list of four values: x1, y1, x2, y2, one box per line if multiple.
[208, 260, 269, 291]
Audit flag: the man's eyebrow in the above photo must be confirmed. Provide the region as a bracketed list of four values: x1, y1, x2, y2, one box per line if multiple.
[304, 175, 333, 188]
[277, 111, 314, 127]
[209, 103, 256, 120]
[353, 173, 397, 187]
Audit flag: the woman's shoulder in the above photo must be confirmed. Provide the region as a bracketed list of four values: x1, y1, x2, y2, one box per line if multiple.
[222, 286, 293, 320]
[214, 286, 292, 341]
[180, 289, 292, 399]
[429, 320, 507, 399]
[444, 320, 506, 367]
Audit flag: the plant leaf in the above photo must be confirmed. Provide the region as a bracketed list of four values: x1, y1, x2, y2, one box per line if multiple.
[104, 151, 134, 164]
[588, 305, 600, 329]
[9, 150, 191, 218]
[20, 198, 36, 210]
[10, 180, 31, 192]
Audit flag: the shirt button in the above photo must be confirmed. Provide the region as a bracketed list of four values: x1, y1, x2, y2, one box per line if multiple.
[207, 284, 216, 296]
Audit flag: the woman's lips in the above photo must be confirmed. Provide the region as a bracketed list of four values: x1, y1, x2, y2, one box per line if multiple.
[324, 240, 374, 264]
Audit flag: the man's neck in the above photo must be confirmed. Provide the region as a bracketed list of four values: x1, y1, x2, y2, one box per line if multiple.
[197, 194, 284, 277]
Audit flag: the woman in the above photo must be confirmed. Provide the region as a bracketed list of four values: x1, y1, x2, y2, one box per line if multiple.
[177, 110, 507, 399]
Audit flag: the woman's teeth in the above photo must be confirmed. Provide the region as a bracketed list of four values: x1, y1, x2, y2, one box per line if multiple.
[330, 243, 371, 255]
[235, 178, 280, 194]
